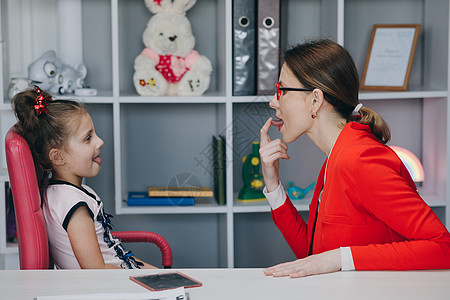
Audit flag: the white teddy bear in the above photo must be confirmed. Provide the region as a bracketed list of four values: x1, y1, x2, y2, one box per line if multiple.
[134, 0, 212, 96]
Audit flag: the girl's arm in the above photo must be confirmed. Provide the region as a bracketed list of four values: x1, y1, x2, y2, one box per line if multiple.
[67, 206, 120, 269]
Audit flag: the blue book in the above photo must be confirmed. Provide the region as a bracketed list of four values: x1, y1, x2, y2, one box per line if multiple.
[127, 192, 195, 206]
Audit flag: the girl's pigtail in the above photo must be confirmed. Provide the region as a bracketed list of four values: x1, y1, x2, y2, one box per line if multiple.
[11, 87, 53, 190]
[12, 88, 44, 144]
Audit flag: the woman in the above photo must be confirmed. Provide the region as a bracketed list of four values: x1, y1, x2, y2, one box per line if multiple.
[260, 39, 450, 278]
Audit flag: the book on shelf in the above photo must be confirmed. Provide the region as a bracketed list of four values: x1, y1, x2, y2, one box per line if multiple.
[147, 186, 213, 198]
[213, 135, 226, 205]
[128, 192, 195, 206]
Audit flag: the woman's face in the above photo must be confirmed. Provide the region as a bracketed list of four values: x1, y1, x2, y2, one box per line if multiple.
[269, 63, 314, 143]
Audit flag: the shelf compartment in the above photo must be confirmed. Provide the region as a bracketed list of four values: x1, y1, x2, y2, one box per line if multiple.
[117, 103, 226, 214]
[345, 0, 449, 92]
[117, 0, 227, 97]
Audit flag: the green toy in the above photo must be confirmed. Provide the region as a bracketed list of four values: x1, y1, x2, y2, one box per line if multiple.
[237, 141, 266, 202]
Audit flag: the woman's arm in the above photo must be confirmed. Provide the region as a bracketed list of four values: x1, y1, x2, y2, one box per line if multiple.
[270, 195, 310, 258]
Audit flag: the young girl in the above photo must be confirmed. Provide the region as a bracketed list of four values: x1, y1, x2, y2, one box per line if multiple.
[12, 86, 155, 269]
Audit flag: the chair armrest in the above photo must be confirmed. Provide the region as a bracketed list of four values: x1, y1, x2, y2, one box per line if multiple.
[112, 231, 172, 268]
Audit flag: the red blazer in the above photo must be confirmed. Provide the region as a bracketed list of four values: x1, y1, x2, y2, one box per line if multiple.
[271, 122, 450, 270]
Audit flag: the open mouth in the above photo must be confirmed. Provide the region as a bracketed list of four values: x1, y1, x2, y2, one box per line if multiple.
[271, 118, 284, 131]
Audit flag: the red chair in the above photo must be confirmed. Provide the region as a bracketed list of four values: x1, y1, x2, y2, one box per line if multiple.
[5, 125, 172, 269]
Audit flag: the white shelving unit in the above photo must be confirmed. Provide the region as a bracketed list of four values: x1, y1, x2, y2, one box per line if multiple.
[0, 0, 449, 269]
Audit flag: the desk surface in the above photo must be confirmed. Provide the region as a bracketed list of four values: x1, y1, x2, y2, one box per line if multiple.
[1, 268, 450, 299]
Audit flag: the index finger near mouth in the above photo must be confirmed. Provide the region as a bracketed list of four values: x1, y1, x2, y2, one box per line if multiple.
[260, 117, 273, 146]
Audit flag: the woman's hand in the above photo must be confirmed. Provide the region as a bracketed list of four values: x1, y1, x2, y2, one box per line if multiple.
[260, 117, 290, 192]
[264, 249, 342, 278]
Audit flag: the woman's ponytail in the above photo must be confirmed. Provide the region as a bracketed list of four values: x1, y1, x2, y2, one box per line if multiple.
[357, 106, 391, 144]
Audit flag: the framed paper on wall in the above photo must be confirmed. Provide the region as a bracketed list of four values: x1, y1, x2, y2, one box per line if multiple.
[360, 24, 421, 91]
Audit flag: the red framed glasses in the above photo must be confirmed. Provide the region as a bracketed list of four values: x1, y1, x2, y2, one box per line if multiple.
[276, 83, 314, 100]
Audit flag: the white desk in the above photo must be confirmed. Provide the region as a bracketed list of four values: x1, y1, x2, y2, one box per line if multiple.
[1, 268, 449, 299]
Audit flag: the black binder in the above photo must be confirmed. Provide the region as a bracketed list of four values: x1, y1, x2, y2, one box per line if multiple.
[232, 0, 257, 96]
[256, 0, 281, 95]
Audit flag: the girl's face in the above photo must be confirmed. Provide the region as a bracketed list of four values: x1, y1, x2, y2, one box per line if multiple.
[57, 113, 104, 186]
[269, 63, 314, 143]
